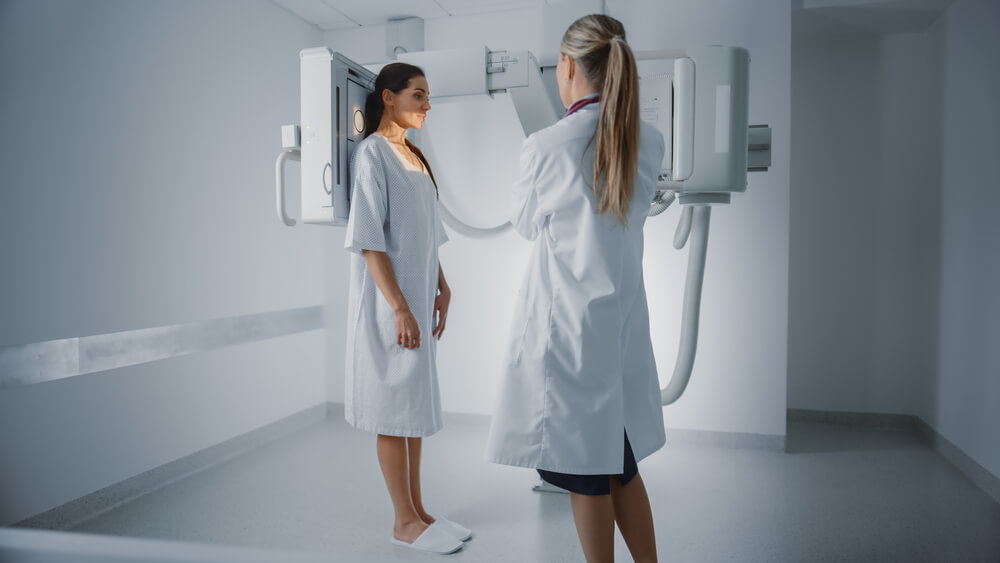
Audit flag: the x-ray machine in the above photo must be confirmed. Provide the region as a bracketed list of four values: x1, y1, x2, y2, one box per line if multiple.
[274, 43, 771, 409]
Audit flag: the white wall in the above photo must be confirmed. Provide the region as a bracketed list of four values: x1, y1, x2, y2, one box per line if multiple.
[325, 0, 792, 439]
[788, 0, 999, 479]
[926, 0, 1000, 479]
[788, 30, 940, 416]
[788, 35, 881, 411]
[869, 31, 941, 417]
[0, 0, 325, 525]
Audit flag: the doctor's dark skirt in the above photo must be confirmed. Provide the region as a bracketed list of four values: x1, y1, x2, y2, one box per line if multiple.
[537, 430, 639, 495]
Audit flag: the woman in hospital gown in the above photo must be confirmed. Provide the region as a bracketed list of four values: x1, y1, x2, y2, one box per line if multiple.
[486, 15, 667, 562]
[343, 62, 469, 555]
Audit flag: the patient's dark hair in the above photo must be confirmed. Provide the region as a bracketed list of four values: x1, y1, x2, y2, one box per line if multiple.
[364, 62, 437, 193]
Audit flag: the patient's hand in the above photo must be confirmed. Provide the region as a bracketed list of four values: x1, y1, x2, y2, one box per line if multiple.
[433, 288, 451, 340]
[395, 308, 421, 349]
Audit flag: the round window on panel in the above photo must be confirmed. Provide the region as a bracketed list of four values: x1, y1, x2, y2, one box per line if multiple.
[353, 109, 365, 135]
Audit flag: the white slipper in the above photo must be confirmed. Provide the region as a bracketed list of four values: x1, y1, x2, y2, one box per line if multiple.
[390, 522, 463, 554]
[435, 517, 473, 541]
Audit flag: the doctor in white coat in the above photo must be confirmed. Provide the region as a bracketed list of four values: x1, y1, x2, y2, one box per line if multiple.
[486, 14, 666, 563]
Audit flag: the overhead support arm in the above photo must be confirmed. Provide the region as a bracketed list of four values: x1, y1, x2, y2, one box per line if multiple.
[489, 51, 562, 137]
[400, 47, 563, 138]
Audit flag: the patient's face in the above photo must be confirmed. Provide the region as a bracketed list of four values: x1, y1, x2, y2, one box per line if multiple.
[388, 76, 431, 130]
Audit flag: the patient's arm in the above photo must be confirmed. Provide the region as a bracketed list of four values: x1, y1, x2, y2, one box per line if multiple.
[433, 263, 450, 339]
[363, 249, 421, 349]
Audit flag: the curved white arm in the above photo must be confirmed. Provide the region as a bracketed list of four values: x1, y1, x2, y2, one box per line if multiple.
[661, 205, 711, 405]
[275, 149, 300, 227]
[673, 205, 693, 249]
[438, 200, 513, 239]
[438, 190, 676, 239]
[648, 190, 676, 217]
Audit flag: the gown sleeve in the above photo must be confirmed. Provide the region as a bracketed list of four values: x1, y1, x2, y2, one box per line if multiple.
[509, 136, 549, 241]
[344, 144, 388, 255]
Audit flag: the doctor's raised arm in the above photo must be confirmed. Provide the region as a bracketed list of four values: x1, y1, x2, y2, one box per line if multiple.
[509, 136, 549, 241]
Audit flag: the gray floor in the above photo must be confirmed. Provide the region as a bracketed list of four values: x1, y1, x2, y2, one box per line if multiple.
[71, 410, 1000, 562]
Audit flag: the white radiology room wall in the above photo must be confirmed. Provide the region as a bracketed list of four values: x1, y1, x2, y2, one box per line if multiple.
[0, 0, 325, 525]
[925, 0, 1000, 480]
[868, 32, 940, 418]
[789, 0, 999, 481]
[788, 31, 939, 416]
[788, 36, 882, 412]
[325, 0, 791, 440]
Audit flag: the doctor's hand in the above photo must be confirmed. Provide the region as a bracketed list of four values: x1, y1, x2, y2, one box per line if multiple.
[432, 288, 451, 340]
[394, 308, 421, 349]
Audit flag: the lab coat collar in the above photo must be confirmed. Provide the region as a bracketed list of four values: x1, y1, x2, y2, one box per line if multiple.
[564, 93, 600, 118]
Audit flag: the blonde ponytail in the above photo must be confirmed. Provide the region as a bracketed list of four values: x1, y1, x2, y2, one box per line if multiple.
[561, 15, 640, 224]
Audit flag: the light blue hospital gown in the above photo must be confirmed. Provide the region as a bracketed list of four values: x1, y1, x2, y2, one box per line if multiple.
[344, 133, 449, 437]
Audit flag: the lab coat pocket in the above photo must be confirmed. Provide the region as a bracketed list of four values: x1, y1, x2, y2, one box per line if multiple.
[542, 214, 558, 245]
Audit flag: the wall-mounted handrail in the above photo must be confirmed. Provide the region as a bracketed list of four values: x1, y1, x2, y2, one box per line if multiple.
[275, 149, 300, 227]
[0, 306, 323, 389]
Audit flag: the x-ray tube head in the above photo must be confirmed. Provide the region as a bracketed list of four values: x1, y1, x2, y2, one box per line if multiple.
[670, 46, 751, 196]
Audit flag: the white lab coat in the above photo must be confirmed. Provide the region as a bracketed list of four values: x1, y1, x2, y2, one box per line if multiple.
[486, 103, 667, 474]
[343, 134, 449, 438]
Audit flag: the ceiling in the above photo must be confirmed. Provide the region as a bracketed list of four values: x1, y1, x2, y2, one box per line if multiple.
[272, 0, 958, 38]
[270, 0, 553, 30]
[793, 0, 956, 40]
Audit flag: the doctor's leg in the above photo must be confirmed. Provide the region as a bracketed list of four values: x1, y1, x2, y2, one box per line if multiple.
[610, 473, 657, 563]
[376, 434, 428, 542]
[569, 492, 615, 563]
[407, 437, 436, 524]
